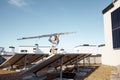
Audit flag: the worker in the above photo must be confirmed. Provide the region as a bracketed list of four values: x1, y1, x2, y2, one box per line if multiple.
[49, 34, 60, 54]
[49, 45, 57, 54]
[48, 34, 59, 46]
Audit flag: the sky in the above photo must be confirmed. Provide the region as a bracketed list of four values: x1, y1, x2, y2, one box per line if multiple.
[0, 0, 112, 52]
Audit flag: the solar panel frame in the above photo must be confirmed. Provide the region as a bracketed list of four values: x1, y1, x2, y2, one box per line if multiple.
[64, 54, 85, 66]
[21, 53, 91, 75]
[14, 54, 48, 68]
[22, 54, 63, 74]
[0, 54, 26, 68]
[0, 53, 48, 69]
[64, 54, 91, 66]
[34, 54, 84, 73]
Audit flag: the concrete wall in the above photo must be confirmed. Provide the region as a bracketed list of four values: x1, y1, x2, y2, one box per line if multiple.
[102, 0, 120, 66]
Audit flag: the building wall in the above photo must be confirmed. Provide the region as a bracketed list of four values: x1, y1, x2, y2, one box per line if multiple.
[74, 45, 97, 54]
[80, 56, 101, 64]
[98, 45, 104, 64]
[102, 0, 120, 66]
[19, 46, 50, 54]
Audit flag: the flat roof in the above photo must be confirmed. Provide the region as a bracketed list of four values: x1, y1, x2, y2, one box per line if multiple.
[102, 0, 118, 14]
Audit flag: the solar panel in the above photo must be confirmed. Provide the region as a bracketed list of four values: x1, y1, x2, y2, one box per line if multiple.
[111, 7, 120, 48]
[21, 53, 91, 75]
[64, 54, 91, 66]
[0, 53, 48, 69]
[22, 54, 63, 75]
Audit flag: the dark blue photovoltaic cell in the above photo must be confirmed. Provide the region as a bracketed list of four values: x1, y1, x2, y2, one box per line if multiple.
[111, 7, 120, 48]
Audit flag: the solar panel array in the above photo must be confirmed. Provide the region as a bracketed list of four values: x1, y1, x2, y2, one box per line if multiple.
[111, 7, 120, 48]
[0, 53, 92, 78]
[21, 54, 91, 75]
[0, 54, 48, 69]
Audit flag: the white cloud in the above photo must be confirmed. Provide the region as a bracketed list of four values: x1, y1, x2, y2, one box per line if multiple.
[8, 0, 28, 7]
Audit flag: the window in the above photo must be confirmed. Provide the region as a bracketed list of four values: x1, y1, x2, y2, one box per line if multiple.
[21, 50, 27, 52]
[111, 7, 120, 48]
[33, 48, 36, 50]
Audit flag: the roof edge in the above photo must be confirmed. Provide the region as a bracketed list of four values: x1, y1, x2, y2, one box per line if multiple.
[102, 3, 114, 14]
[102, 0, 119, 14]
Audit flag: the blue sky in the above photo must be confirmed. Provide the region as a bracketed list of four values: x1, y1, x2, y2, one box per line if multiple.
[0, 0, 112, 52]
